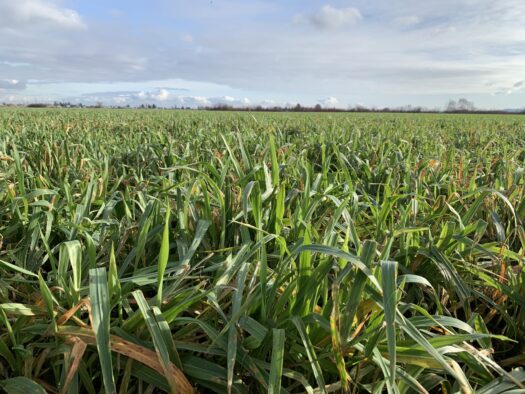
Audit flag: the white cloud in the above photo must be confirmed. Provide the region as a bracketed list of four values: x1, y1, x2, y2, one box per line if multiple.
[131, 89, 171, 102]
[294, 5, 362, 30]
[154, 89, 170, 101]
[0, 0, 86, 30]
[207, 96, 252, 107]
[190, 96, 211, 106]
[76, 89, 175, 105]
[260, 99, 277, 108]
[41, 89, 279, 109]
[319, 97, 339, 108]
[73, 89, 258, 108]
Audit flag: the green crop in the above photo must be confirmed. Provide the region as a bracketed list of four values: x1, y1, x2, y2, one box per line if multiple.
[1, 108, 525, 393]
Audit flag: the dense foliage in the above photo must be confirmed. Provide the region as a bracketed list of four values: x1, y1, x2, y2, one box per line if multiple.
[1, 108, 525, 393]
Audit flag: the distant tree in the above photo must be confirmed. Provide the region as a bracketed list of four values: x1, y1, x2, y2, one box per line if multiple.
[446, 98, 475, 112]
[458, 98, 475, 111]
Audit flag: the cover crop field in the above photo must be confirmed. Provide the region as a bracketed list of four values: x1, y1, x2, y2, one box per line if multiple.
[1, 108, 525, 393]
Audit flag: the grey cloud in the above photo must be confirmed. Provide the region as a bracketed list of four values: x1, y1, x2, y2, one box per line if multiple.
[393, 16, 421, 27]
[0, 79, 26, 90]
[494, 80, 525, 95]
[294, 5, 362, 30]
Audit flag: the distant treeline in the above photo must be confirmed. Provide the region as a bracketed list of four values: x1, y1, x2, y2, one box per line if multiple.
[202, 103, 525, 115]
[2, 100, 524, 114]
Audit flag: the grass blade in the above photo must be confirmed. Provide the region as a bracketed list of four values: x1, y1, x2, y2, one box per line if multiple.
[269, 328, 286, 394]
[157, 202, 170, 307]
[89, 267, 116, 394]
[0, 377, 46, 394]
[291, 316, 326, 394]
[381, 260, 398, 392]
[133, 290, 193, 394]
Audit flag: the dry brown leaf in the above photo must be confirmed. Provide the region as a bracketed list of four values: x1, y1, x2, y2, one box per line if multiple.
[62, 337, 88, 394]
[56, 326, 194, 394]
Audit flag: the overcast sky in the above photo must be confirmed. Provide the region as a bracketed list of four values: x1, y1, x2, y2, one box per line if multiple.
[1, 0, 525, 109]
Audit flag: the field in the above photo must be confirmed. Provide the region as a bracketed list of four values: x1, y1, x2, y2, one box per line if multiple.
[1, 108, 525, 393]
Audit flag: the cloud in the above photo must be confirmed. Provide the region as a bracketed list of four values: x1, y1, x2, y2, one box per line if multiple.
[0, 0, 86, 30]
[0, 79, 26, 90]
[494, 80, 525, 95]
[154, 89, 170, 101]
[319, 97, 339, 108]
[294, 5, 362, 30]
[212, 96, 250, 105]
[73, 89, 256, 108]
[0, 60, 32, 68]
[2, 0, 525, 108]
[81, 89, 178, 104]
[393, 16, 421, 27]
[212, 96, 252, 106]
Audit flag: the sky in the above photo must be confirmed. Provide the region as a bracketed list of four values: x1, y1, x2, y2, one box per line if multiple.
[1, 0, 525, 109]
